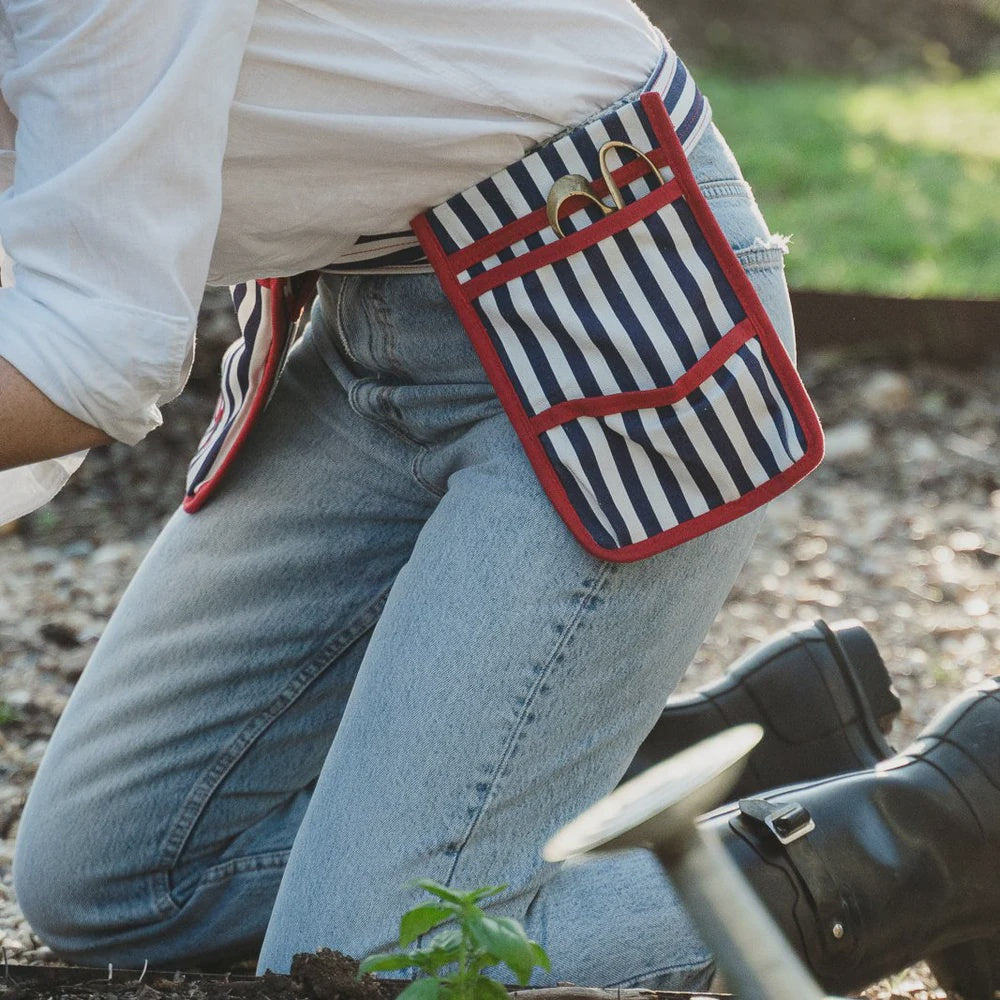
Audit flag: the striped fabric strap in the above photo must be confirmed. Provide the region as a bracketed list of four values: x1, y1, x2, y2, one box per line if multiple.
[183, 273, 316, 510]
[183, 45, 709, 511]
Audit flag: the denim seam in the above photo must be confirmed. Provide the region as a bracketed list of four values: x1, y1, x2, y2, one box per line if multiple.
[734, 246, 787, 272]
[442, 561, 616, 885]
[700, 179, 753, 201]
[333, 275, 364, 369]
[410, 449, 447, 499]
[344, 381, 448, 498]
[368, 282, 407, 376]
[151, 586, 391, 916]
[607, 954, 715, 990]
[346, 379, 418, 444]
[199, 848, 292, 884]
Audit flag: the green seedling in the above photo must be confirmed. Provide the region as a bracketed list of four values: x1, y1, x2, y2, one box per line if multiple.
[359, 879, 551, 1000]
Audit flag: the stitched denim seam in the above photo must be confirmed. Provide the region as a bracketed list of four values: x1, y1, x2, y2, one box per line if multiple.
[199, 848, 292, 884]
[345, 381, 451, 499]
[152, 587, 391, 914]
[607, 956, 715, 989]
[734, 246, 787, 271]
[345, 378, 421, 445]
[367, 280, 407, 376]
[700, 179, 753, 201]
[333, 275, 363, 369]
[410, 450, 447, 499]
[443, 561, 616, 883]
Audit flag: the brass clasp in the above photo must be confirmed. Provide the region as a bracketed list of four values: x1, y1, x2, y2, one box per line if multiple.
[545, 174, 613, 239]
[546, 141, 666, 239]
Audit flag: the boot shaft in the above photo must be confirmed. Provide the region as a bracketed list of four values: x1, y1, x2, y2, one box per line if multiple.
[703, 677, 1000, 996]
[626, 619, 900, 793]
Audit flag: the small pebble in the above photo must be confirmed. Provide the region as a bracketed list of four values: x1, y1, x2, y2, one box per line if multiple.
[822, 419, 874, 461]
[861, 370, 915, 413]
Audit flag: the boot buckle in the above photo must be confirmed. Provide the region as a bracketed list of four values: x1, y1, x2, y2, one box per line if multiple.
[739, 798, 816, 845]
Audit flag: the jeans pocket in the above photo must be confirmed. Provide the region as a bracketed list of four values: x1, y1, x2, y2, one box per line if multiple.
[693, 134, 796, 360]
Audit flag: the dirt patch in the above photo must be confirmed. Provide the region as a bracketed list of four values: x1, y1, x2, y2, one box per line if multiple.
[289, 950, 392, 1000]
[1, 953, 726, 1000]
[1, 952, 397, 1000]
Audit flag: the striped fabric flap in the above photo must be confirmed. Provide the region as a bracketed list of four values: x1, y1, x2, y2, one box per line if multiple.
[412, 83, 823, 562]
[183, 273, 316, 512]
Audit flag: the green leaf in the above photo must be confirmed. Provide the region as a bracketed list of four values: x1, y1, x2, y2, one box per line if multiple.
[409, 879, 467, 905]
[529, 941, 551, 973]
[358, 952, 417, 975]
[427, 927, 463, 953]
[410, 928, 463, 974]
[465, 885, 508, 905]
[471, 977, 509, 1000]
[397, 977, 444, 1000]
[400, 904, 456, 947]
[467, 916, 535, 984]
[467, 953, 492, 976]
[410, 952, 447, 977]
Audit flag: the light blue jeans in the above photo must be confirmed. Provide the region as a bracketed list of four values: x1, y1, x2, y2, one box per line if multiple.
[14, 120, 795, 992]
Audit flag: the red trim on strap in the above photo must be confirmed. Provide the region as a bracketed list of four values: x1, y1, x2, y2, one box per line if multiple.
[445, 149, 674, 275]
[459, 180, 681, 301]
[527, 317, 757, 435]
[182, 278, 289, 514]
[640, 91, 825, 466]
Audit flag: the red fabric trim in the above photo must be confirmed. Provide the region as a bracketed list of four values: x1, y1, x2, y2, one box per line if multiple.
[412, 213, 544, 454]
[587, 450, 821, 562]
[528, 317, 757, 435]
[182, 277, 289, 514]
[460, 179, 681, 301]
[445, 149, 674, 275]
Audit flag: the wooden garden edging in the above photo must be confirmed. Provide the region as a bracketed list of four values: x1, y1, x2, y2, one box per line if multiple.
[790, 289, 1000, 366]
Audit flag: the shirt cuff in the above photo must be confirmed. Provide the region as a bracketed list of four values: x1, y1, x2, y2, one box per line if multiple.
[0, 283, 194, 445]
[0, 451, 88, 526]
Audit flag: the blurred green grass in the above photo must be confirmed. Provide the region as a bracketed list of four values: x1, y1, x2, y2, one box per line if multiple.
[701, 71, 1000, 298]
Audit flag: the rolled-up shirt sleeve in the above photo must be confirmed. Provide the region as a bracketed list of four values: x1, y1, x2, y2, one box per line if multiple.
[0, 0, 257, 444]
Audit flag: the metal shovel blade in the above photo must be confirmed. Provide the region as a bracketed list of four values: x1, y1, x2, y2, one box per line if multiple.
[544, 724, 842, 1000]
[544, 724, 763, 862]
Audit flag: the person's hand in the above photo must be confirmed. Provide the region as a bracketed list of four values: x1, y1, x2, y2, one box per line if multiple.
[0, 357, 113, 471]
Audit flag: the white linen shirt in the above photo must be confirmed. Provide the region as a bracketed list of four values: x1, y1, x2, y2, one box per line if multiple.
[0, 0, 661, 440]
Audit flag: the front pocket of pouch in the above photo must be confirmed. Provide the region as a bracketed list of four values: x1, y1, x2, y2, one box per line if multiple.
[534, 331, 815, 555]
[412, 91, 823, 561]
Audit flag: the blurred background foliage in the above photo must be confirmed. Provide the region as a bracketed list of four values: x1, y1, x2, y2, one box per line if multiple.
[637, 0, 1000, 298]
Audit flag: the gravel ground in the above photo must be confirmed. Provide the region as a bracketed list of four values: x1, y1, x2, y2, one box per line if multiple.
[1, 291, 998, 998]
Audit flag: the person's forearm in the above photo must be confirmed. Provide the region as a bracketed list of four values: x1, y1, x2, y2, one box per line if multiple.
[0, 357, 113, 470]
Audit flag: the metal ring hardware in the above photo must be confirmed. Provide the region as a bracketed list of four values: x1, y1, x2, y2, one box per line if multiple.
[545, 174, 613, 239]
[546, 141, 666, 239]
[598, 140, 666, 211]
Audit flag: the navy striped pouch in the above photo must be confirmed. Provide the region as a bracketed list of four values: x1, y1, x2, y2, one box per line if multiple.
[411, 90, 824, 562]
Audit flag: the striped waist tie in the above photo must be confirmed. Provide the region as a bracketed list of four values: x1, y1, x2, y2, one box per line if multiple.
[184, 47, 823, 562]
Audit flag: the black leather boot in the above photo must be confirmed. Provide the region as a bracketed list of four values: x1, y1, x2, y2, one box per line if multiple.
[623, 619, 902, 795]
[700, 677, 1000, 999]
